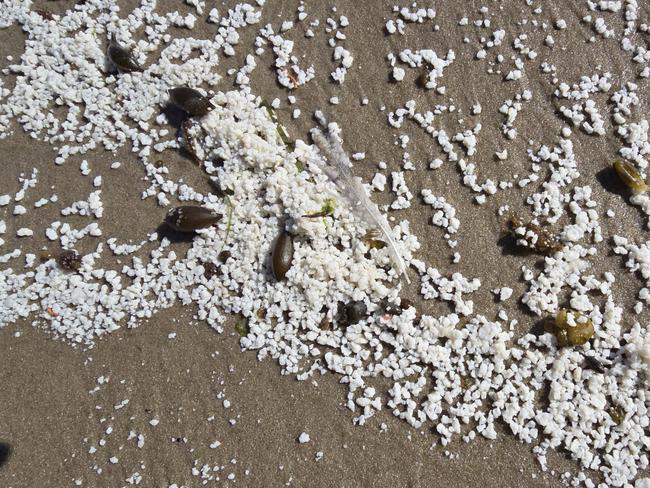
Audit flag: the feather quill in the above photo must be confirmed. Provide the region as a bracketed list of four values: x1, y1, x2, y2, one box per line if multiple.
[309, 113, 410, 283]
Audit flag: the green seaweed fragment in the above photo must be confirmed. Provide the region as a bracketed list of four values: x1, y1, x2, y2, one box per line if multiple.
[234, 317, 249, 336]
[260, 98, 294, 149]
[218, 196, 234, 255]
[303, 198, 336, 218]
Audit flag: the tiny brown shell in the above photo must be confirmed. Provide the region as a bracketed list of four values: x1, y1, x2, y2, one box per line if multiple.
[271, 230, 294, 281]
[169, 87, 214, 117]
[164, 206, 222, 232]
[107, 42, 143, 73]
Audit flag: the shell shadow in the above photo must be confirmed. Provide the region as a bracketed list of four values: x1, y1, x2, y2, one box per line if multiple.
[596, 166, 628, 198]
[155, 222, 196, 244]
[496, 233, 534, 257]
[161, 104, 188, 130]
[529, 317, 552, 337]
[0, 442, 11, 468]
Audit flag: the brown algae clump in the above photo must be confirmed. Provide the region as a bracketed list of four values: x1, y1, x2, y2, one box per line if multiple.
[553, 308, 595, 347]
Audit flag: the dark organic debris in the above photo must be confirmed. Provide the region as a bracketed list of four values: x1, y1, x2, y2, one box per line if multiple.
[202, 261, 220, 279]
[35, 9, 55, 20]
[608, 404, 626, 426]
[506, 215, 563, 255]
[234, 316, 250, 336]
[56, 250, 82, 271]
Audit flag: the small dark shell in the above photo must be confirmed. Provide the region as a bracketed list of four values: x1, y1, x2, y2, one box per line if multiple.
[39, 251, 54, 262]
[107, 42, 143, 73]
[56, 250, 82, 271]
[169, 87, 214, 117]
[319, 317, 332, 330]
[584, 355, 605, 373]
[271, 230, 294, 281]
[608, 405, 625, 426]
[164, 206, 222, 232]
[342, 301, 367, 326]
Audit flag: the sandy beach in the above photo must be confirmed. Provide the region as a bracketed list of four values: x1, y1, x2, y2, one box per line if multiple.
[1, 0, 649, 486]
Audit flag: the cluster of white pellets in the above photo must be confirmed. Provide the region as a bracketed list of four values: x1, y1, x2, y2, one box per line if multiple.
[1, 1, 650, 487]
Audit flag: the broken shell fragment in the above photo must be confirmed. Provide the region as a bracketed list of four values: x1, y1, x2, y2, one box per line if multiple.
[169, 87, 214, 117]
[106, 42, 143, 73]
[164, 206, 222, 232]
[613, 159, 650, 193]
[271, 229, 294, 281]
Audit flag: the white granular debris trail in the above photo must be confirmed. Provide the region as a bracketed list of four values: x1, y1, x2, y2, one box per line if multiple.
[0, 1, 649, 487]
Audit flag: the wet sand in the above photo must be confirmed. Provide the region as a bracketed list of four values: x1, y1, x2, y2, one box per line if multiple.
[1, 0, 649, 486]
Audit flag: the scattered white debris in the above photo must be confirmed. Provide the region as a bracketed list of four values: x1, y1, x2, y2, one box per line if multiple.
[397, 49, 455, 90]
[0, 2, 648, 487]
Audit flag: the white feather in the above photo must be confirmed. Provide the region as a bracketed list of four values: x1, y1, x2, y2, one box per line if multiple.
[309, 113, 410, 284]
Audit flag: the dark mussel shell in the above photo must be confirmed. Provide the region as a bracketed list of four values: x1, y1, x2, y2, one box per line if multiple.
[107, 42, 143, 73]
[169, 87, 214, 117]
[164, 206, 222, 232]
[271, 229, 294, 281]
